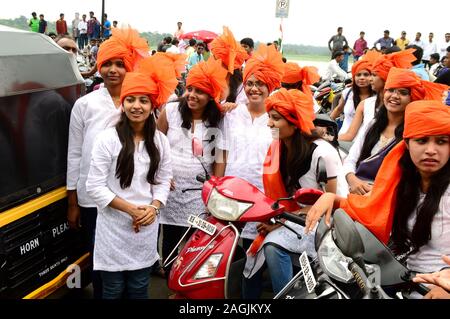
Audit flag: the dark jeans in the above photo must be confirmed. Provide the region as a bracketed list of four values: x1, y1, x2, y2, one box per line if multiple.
[161, 224, 193, 275]
[242, 244, 293, 299]
[80, 206, 102, 299]
[100, 267, 152, 299]
[78, 33, 88, 50]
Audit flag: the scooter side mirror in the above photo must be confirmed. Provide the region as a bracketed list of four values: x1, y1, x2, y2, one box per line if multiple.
[192, 137, 203, 157]
[293, 188, 324, 206]
[333, 209, 365, 265]
[316, 157, 328, 188]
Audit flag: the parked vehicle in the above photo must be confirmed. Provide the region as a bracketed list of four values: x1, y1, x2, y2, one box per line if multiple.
[0, 25, 89, 299]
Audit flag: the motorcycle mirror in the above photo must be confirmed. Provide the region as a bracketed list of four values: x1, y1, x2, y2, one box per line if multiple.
[316, 157, 328, 188]
[192, 137, 203, 157]
[293, 188, 323, 206]
[333, 209, 366, 270]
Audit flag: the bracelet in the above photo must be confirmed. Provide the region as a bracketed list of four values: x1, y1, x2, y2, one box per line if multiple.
[149, 204, 160, 215]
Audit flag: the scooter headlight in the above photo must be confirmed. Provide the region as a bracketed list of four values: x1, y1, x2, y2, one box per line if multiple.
[194, 253, 223, 279]
[317, 231, 354, 283]
[207, 188, 253, 221]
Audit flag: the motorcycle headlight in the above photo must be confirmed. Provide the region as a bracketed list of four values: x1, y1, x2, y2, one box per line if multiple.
[194, 253, 223, 279]
[207, 188, 253, 221]
[317, 231, 354, 283]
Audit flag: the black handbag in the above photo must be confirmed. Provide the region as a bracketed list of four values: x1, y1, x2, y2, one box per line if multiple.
[355, 138, 398, 182]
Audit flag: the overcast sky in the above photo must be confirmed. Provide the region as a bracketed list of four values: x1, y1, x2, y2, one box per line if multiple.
[2, 0, 449, 48]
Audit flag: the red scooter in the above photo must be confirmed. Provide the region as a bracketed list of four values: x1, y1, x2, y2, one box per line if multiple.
[165, 138, 324, 299]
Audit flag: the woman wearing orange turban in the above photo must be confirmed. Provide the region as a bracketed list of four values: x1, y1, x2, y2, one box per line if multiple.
[86, 53, 177, 299]
[281, 62, 320, 97]
[340, 64, 448, 197]
[242, 88, 342, 298]
[338, 49, 415, 142]
[305, 100, 450, 298]
[219, 44, 285, 246]
[156, 57, 228, 275]
[210, 26, 250, 106]
[66, 26, 149, 299]
[330, 57, 375, 135]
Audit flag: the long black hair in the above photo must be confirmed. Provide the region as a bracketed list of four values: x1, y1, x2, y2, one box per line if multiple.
[115, 112, 160, 189]
[226, 68, 243, 103]
[178, 96, 222, 130]
[351, 78, 374, 111]
[391, 146, 450, 253]
[356, 105, 404, 166]
[280, 129, 317, 195]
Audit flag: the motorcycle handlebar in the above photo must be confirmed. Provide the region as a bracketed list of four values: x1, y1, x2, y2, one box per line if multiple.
[280, 212, 306, 227]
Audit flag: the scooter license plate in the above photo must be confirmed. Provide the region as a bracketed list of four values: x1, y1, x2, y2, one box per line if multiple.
[300, 251, 317, 294]
[187, 214, 216, 236]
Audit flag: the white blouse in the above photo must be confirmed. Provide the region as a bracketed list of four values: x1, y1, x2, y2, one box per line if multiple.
[86, 127, 172, 271]
[407, 185, 450, 273]
[67, 87, 122, 207]
[219, 103, 273, 240]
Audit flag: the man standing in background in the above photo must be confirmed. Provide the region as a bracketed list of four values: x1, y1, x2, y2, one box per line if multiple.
[411, 32, 425, 49]
[174, 21, 184, 40]
[374, 30, 394, 50]
[395, 31, 410, 50]
[29, 12, 39, 32]
[423, 32, 438, 68]
[439, 33, 450, 57]
[103, 14, 111, 39]
[328, 27, 348, 57]
[72, 13, 80, 43]
[38, 14, 47, 34]
[56, 13, 67, 36]
[353, 31, 367, 61]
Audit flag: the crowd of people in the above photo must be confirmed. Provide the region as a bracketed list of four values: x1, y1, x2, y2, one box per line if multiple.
[22, 13, 450, 299]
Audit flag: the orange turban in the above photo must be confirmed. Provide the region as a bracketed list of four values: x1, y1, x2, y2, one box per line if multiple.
[186, 57, 228, 109]
[210, 26, 249, 73]
[97, 27, 149, 72]
[157, 52, 187, 78]
[282, 63, 320, 96]
[371, 48, 416, 81]
[120, 53, 178, 107]
[340, 100, 450, 243]
[385, 67, 448, 102]
[351, 50, 382, 77]
[243, 44, 285, 93]
[265, 88, 316, 135]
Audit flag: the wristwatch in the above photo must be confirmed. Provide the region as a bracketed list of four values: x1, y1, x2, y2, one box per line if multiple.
[149, 204, 160, 215]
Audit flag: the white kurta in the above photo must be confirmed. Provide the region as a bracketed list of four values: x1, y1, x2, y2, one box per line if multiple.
[159, 102, 221, 227]
[244, 139, 343, 278]
[86, 128, 172, 272]
[338, 88, 355, 135]
[220, 104, 273, 239]
[67, 87, 122, 207]
[407, 185, 450, 274]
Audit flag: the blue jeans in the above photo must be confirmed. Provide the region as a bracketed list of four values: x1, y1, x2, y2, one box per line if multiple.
[242, 244, 293, 298]
[100, 267, 152, 299]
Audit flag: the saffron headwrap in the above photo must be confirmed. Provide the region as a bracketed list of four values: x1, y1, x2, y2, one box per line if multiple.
[385, 67, 448, 102]
[340, 100, 450, 243]
[243, 44, 285, 93]
[282, 63, 321, 96]
[186, 57, 228, 109]
[210, 26, 249, 73]
[120, 53, 178, 107]
[371, 48, 416, 81]
[97, 27, 149, 72]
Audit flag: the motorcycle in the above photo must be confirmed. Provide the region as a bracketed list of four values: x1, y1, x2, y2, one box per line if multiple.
[275, 206, 430, 299]
[313, 80, 346, 114]
[165, 138, 325, 299]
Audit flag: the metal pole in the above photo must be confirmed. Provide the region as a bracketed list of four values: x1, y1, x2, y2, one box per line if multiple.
[101, 0, 105, 39]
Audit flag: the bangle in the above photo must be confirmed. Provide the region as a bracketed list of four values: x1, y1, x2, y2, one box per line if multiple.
[149, 204, 160, 215]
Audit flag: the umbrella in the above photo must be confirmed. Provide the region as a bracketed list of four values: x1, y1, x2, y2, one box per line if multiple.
[180, 30, 218, 43]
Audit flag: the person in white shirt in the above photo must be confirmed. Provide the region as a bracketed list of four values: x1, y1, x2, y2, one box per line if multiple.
[77, 14, 88, 50]
[166, 38, 181, 54]
[411, 32, 425, 49]
[66, 28, 149, 299]
[423, 33, 438, 68]
[322, 50, 350, 82]
[219, 44, 284, 247]
[85, 53, 177, 299]
[439, 33, 450, 58]
[156, 58, 228, 275]
[242, 88, 342, 298]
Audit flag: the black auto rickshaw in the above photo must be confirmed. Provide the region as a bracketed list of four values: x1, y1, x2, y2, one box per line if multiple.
[0, 25, 89, 298]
